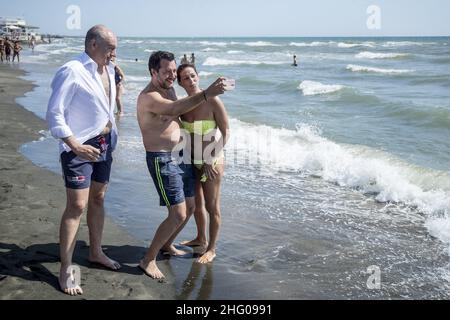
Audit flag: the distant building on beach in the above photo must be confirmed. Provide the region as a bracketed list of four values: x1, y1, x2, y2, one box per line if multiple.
[0, 17, 42, 41]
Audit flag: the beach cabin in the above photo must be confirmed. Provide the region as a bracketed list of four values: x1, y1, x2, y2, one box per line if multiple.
[0, 17, 42, 41]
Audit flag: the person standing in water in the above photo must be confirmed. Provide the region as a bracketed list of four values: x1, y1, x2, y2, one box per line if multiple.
[136, 51, 227, 279]
[177, 63, 230, 264]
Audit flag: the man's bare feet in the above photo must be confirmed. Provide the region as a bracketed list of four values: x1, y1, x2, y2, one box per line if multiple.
[197, 249, 216, 264]
[180, 238, 208, 248]
[138, 259, 165, 279]
[162, 244, 189, 256]
[59, 265, 83, 296]
[88, 251, 121, 270]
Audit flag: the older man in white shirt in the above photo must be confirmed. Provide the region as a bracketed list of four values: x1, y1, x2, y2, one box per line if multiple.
[46, 25, 120, 296]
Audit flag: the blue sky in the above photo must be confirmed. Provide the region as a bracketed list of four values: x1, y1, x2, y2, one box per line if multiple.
[2, 0, 449, 37]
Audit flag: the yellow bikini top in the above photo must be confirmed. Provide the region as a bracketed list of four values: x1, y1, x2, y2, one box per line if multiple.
[182, 120, 217, 135]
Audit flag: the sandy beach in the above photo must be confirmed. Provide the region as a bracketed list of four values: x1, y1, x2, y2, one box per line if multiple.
[0, 64, 175, 300]
[3, 35, 450, 300]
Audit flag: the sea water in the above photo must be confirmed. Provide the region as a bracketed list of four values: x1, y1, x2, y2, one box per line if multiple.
[16, 36, 450, 298]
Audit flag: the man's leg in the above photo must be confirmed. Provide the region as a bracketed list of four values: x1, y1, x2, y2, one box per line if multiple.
[59, 187, 89, 295]
[162, 196, 195, 255]
[139, 202, 188, 279]
[86, 181, 121, 270]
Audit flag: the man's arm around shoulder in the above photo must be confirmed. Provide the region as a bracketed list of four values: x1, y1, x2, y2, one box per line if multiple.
[138, 77, 226, 117]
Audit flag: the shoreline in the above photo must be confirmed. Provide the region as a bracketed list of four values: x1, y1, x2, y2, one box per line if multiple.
[0, 64, 175, 299]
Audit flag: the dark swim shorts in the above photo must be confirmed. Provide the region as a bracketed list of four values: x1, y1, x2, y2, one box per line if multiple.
[60, 133, 113, 189]
[146, 151, 195, 207]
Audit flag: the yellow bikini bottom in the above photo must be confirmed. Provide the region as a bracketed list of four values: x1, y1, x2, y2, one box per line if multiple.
[193, 152, 224, 182]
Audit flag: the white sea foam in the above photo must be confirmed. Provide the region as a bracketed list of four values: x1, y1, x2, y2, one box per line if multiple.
[147, 40, 168, 44]
[298, 80, 344, 96]
[123, 40, 143, 44]
[382, 41, 435, 47]
[244, 41, 281, 47]
[227, 50, 244, 54]
[35, 46, 82, 56]
[198, 41, 228, 47]
[356, 51, 409, 59]
[346, 64, 413, 74]
[289, 41, 332, 47]
[203, 57, 285, 66]
[126, 75, 148, 82]
[426, 218, 450, 244]
[338, 42, 375, 48]
[202, 47, 219, 52]
[25, 53, 51, 63]
[228, 119, 450, 248]
[198, 71, 214, 77]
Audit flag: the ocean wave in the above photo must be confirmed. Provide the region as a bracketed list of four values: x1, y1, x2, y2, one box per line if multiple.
[126, 75, 148, 82]
[35, 46, 83, 55]
[227, 50, 245, 54]
[198, 41, 228, 47]
[338, 42, 375, 48]
[147, 40, 168, 44]
[203, 57, 285, 66]
[198, 71, 214, 77]
[228, 119, 450, 247]
[355, 51, 410, 59]
[244, 41, 281, 47]
[123, 40, 143, 44]
[382, 41, 436, 47]
[24, 53, 51, 63]
[289, 41, 332, 47]
[201, 47, 219, 52]
[298, 80, 344, 96]
[346, 64, 414, 74]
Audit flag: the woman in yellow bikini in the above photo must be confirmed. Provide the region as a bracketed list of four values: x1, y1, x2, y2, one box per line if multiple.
[177, 63, 230, 264]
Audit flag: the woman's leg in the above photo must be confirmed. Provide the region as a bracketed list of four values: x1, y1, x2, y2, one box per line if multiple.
[197, 164, 224, 263]
[181, 169, 208, 249]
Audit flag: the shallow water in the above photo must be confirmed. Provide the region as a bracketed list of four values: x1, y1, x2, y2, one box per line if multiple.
[17, 36, 450, 298]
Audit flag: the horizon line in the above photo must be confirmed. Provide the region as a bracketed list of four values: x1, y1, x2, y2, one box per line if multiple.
[57, 34, 450, 38]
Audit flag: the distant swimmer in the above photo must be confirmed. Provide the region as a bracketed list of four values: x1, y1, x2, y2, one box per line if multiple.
[292, 55, 298, 67]
[181, 54, 189, 64]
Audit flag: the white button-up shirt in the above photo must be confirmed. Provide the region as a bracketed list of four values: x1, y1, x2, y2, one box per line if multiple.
[46, 52, 118, 154]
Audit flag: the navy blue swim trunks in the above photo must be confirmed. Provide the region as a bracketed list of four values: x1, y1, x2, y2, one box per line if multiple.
[60, 133, 113, 189]
[146, 151, 195, 207]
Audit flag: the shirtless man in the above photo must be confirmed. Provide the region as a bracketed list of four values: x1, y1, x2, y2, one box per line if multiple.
[137, 51, 226, 279]
[12, 41, 22, 62]
[4, 37, 12, 62]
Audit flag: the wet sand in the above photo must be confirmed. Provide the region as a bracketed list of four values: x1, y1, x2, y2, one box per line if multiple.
[0, 64, 175, 299]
